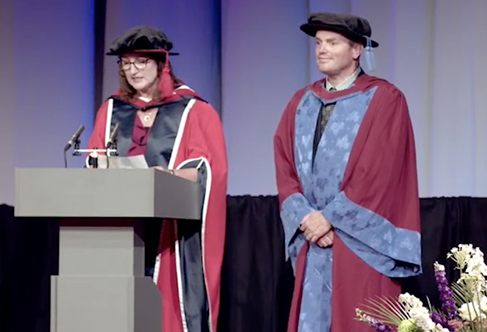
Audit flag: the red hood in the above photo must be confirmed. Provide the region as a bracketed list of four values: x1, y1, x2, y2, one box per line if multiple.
[111, 84, 205, 106]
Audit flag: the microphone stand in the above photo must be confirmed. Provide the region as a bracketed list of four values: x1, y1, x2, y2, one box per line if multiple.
[63, 125, 85, 168]
[90, 149, 99, 168]
[62, 129, 118, 168]
[64, 138, 81, 168]
[105, 141, 119, 169]
[73, 147, 118, 168]
[105, 123, 120, 169]
[73, 140, 81, 156]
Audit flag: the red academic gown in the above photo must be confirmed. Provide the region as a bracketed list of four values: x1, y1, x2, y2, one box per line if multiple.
[274, 74, 422, 332]
[87, 86, 228, 332]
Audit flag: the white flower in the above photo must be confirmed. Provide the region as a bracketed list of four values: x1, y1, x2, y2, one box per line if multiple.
[410, 307, 435, 330]
[433, 262, 445, 272]
[465, 247, 487, 276]
[433, 325, 450, 332]
[448, 244, 474, 269]
[398, 293, 446, 332]
[448, 244, 487, 297]
[458, 301, 486, 321]
[480, 296, 487, 312]
[460, 244, 475, 253]
[399, 293, 425, 312]
[447, 247, 458, 257]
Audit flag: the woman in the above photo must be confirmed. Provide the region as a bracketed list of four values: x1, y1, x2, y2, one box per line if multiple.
[86, 25, 228, 332]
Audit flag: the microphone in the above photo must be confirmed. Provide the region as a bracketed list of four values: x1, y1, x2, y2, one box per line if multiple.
[64, 125, 85, 152]
[105, 122, 120, 149]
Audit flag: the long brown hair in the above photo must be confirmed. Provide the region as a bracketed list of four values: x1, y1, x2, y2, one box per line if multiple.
[117, 55, 182, 102]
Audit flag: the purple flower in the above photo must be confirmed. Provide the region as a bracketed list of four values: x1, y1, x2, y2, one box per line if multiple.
[434, 264, 459, 320]
[431, 312, 455, 332]
[365, 316, 394, 332]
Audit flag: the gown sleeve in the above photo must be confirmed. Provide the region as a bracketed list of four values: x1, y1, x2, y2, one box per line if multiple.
[174, 100, 228, 329]
[274, 88, 315, 263]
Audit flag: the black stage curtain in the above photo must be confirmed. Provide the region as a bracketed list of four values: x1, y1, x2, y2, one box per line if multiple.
[1, 197, 487, 332]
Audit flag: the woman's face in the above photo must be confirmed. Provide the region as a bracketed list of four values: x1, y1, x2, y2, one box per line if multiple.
[119, 54, 159, 95]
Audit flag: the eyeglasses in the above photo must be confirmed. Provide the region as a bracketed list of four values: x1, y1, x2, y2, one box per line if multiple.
[118, 58, 150, 71]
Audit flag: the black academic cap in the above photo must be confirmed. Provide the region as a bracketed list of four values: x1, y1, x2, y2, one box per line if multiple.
[300, 13, 379, 48]
[106, 25, 180, 56]
[107, 25, 178, 98]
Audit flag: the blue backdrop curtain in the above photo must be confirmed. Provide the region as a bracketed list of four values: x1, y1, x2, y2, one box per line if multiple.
[1, 0, 486, 206]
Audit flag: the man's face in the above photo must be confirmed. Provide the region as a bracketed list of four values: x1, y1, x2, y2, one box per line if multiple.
[314, 30, 363, 76]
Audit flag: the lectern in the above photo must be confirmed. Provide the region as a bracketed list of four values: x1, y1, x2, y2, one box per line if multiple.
[15, 168, 203, 332]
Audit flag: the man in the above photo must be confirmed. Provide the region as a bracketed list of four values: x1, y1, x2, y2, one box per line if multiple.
[87, 26, 228, 332]
[273, 13, 423, 332]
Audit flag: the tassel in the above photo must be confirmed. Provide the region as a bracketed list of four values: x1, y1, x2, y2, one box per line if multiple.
[158, 50, 174, 98]
[363, 36, 376, 72]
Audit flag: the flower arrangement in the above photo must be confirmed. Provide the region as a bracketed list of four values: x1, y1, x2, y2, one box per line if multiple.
[355, 244, 487, 332]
